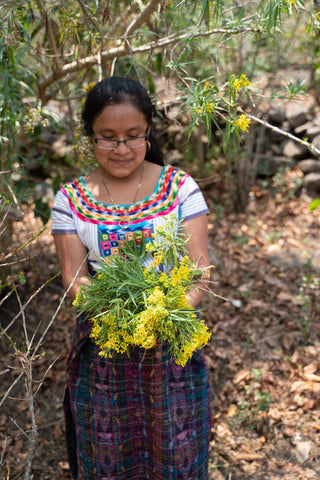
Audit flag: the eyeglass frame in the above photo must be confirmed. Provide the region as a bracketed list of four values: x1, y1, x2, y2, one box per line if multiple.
[92, 127, 149, 150]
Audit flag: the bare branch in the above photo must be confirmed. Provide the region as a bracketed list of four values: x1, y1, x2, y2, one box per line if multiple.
[33, 355, 61, 397]
[76, 0, 103, 37]
[15, 288, 30, 350]
[34, 0, 61, 71]
[0, 435, 8, 467]
[124, 0, 162, 38]
[108, 4, 133, 38]
[246, 111, 320, 157]
[0, 371, 24, 408]
[0, 274, 59, 340]
[24, 367, 38, 480]
[30, 254, 89, 359]
[38, 26, 253, 102]
[0, 288, 14, 308]
[9, 415, 31, 440]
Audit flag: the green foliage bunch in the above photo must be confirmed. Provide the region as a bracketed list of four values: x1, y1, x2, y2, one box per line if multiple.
[182, 74, 253, 151]
[176, 1, 311, 153]
[73, 218, 211, 366]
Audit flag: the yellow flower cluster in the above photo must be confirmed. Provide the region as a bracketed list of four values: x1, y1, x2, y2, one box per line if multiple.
[231, 74, 251, 92]
[91, 314, 132, 357]
[76, 218, 212, 366]
[195, 101, 215, 115]
[170, 256, 193, 287]
[204, 81, 213, 90]
[175, 321, 211, 367]
[205, 102, 215, 113]
[88, 253, 211, 365]
[234, 114, 251, 132]
[151, 251, 165, 267]
[85, 82, 95, 93]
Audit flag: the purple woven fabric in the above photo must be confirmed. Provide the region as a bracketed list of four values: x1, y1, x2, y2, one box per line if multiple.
[64, 315, 211, 480]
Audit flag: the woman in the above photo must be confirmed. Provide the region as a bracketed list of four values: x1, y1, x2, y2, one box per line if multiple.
[51, 77, 211, 480]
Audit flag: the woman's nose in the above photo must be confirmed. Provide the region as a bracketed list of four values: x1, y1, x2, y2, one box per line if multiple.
[114, 140, 130, 152]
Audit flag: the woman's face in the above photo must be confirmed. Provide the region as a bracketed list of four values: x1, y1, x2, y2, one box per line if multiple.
[92, 102, 150, 179]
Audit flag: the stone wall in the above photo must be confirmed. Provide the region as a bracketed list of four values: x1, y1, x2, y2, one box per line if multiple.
[261, 99, 320, 198]
[157, 94, 320, 199]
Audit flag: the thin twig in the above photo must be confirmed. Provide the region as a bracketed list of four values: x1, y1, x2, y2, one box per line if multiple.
[34, 0, 61, 71]
[76, 0, 103, 36]
[9, 416, 31, 440]
[24, 368, 37, 480]
[0, 435, 8, 467]
[0, 273, 60, 339]
[0, 288, 14, 308]
[33, 355, 61, 397]
[15, 288, 29, 350]
[0, 371, 24, 408]
[30, 254, 89, 359]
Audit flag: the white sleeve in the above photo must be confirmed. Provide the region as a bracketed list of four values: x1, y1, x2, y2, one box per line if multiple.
[51, 189, 77, 234]
[179, 174, 209, 222]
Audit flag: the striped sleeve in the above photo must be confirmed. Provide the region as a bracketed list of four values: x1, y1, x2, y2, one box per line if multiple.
[179, 174, 209, 222]
[51, 188, 77, 234]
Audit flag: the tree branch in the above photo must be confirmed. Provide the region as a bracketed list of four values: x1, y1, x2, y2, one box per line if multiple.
[245, 111, 320, 157]
[38, 26, 253, 102]
[108, 4, 133, 39]
[76, 0, 103, 37]
[35, 0, 61, 71]
[124, 0, 162, 38]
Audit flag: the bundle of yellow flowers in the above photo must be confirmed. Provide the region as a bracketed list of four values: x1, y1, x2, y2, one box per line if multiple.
[73, 218, 212, 366]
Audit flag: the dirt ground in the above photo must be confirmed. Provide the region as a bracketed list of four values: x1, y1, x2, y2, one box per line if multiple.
[0, 172, 319, 480]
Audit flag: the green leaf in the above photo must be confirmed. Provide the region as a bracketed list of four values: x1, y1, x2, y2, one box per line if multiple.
[309, 199, 320, 211]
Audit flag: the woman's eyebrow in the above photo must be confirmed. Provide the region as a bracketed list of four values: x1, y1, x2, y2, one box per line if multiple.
[98, 126, 145, 134]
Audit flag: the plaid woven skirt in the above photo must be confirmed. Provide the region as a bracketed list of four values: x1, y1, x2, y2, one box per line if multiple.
[64, 314, 211, 480]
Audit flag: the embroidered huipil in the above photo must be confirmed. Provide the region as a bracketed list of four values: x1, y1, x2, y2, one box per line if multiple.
[51, 165, 211, 480]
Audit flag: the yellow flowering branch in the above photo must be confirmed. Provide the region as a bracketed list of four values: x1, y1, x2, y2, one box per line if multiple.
[73, 217, 212, 366]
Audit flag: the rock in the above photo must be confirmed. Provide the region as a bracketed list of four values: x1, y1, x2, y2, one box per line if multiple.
[166, 105, 182, 121]
[297, 159, 320, 175]
[311, 134, 320, 154]
[33, 182, 55, 202]
[312, 114, 320, 127]
[270, 143, 284, 155]
[281, 139, 309, 159]
[165, 149, 183, 165]
[285, 101, 310, 129]
[52, 135, 73, 157]
[302, 172, 320, 198]
[295, 440, 311, 465]
[305, 124, 320, 140]
[166, 125, 187, 150]
[268, 104, 286, 125]
[269, 130, 286, 144]
[256, 154, 293, 177]
[40, 131, 61, 145]
[281, 120, 291, 132]
[294, 121, 313, 136]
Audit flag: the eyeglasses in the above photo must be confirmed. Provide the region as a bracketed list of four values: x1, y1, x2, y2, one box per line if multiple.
[92, 128, 148, 150]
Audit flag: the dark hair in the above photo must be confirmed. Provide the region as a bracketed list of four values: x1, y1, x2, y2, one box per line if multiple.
[82, 77, 164, 166]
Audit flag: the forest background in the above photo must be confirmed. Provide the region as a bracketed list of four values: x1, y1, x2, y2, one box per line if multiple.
[1, 1, 320, 479]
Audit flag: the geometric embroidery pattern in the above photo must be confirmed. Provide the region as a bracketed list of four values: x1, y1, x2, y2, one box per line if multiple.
[98, 226, 152, 258]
